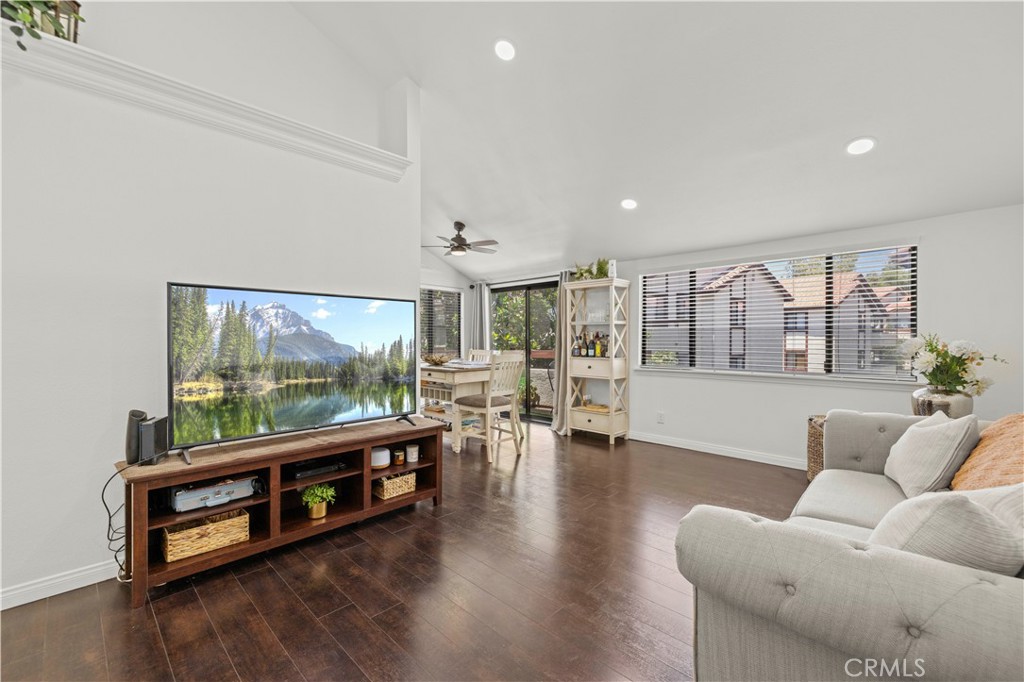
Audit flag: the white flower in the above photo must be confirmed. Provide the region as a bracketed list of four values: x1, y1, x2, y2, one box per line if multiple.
[912, 350, 937, 373]
[972, 376, 995, 396]
[948, 340, 980, 358]
[902, 337, 926, 357]
[961, 364, 978, 382]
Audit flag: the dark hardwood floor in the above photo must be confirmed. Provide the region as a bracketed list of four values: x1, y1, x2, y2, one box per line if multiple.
[1, 425, 807, 682]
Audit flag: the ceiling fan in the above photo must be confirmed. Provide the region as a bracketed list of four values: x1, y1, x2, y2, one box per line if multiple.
[424, 221, 498, 257]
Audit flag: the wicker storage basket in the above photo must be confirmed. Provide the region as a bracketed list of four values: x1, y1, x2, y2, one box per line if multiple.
[162, 508, 249, 563]
[372, 472, 416, 500]
[807, 414, 826, 482]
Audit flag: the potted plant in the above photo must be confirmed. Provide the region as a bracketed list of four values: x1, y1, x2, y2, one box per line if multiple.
[3, 1, 84, 51]
[301, 482, 336, 519]
[572, 258, 613, 281]
[902, 334, 1004, 418]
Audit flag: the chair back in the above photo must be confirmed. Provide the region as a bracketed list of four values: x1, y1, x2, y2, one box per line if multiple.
[468, 348, 494, 363]
[488, 350, 525, 399]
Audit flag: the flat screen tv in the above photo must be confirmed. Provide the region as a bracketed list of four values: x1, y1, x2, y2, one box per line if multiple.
[168, 283, 417, 449]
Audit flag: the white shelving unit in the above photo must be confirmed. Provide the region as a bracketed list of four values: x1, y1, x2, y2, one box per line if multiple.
[563, 278, 629, 444]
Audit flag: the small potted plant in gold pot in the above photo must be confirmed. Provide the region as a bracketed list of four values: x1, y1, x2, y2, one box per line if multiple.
[301, 483, 336, 519]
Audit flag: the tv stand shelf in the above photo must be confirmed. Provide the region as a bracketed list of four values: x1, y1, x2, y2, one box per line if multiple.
[147, 495, 271, 529]
[115, 417, 444, 608]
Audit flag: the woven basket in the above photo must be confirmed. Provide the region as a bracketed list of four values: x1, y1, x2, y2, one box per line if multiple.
[162, 508, 249, 563]
[372, 472, 416, 500]
[807, 415, 826, 482]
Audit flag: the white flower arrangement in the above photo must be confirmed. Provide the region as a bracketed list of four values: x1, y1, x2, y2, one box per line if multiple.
[901, 334, 1004, 397]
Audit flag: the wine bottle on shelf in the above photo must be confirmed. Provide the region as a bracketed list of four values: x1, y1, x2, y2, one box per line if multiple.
[588, 334, 595, 357]
[594, 333, 602, 358]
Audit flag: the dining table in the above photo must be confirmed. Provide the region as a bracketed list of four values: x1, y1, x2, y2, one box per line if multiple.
[420, 361, 493, 454]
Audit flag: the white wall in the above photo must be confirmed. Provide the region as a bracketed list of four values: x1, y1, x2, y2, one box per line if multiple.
[421, 248, 472, 291]
[1, 8, 420, 606]
[619, 204, 1023, 468]
[80, 2, 381, 144]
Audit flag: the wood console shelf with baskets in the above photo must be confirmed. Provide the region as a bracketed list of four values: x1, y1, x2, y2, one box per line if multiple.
[115, 417, 444, 608]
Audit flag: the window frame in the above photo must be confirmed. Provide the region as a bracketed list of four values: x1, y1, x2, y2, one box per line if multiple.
[419, 286, 463, 358]
[638, 244, 918, 384]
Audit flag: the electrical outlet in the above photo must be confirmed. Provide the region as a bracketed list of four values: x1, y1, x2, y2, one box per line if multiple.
[656, 411, 665, 424]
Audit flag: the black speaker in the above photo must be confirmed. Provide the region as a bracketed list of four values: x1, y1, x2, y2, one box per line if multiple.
[139, 416, 169, 466]
[126, 409, 147, 465]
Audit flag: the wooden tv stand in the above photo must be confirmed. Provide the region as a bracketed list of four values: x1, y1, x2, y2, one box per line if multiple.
[115, 417, 444, 608]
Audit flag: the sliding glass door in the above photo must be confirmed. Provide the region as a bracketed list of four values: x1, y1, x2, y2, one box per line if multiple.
[490, 282, 559, 422]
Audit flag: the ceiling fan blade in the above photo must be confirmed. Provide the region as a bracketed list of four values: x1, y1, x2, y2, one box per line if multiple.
[437, 235, 453, 243]
[470, 246, 497, 254]
[469, 239, 498, 247]
[443, 249, 453, 257]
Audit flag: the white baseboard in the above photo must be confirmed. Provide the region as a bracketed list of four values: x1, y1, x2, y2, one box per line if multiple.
[1, 560, 119, 610]
[629, 430, 806, 470]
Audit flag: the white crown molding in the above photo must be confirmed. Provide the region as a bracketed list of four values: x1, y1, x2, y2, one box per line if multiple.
[2, 28, 413, 182]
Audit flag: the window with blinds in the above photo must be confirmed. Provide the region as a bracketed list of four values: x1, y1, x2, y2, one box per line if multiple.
[640, 245, 917, 380]
[420, 288, 462, 356]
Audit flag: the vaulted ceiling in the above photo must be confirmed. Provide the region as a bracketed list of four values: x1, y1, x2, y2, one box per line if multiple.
[300, 2, 1023, 282]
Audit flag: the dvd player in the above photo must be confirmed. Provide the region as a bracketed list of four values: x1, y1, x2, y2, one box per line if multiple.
[294, 462, 347, 480]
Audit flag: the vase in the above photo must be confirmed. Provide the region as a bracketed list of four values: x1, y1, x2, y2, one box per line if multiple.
[911, 386, 974, 419]
[307, 502, 327, 519]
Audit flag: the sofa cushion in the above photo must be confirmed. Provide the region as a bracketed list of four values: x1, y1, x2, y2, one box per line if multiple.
[823, 409, 925, 474]
[790, 469, 906, 529]
[869, 485, 1024, 576]
[884, 412, 979, 498]
[951, 414, 1024, 490]
[786, 515, 873, 541]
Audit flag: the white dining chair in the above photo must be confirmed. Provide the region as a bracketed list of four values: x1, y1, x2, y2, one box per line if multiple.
[452, 350, 525, 461]
[467, 348, 494, 363]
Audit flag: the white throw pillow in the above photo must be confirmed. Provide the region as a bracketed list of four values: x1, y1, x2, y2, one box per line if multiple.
[884, 412, 979, 497]
[870, 486, 1024, 576]
[961, 483, 1024, 538]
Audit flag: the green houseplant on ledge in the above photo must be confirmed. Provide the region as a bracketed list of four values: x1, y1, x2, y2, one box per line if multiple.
[572, 258, 611, 281]
[301, 482, 336, 519]
[3, 1, 84, 51]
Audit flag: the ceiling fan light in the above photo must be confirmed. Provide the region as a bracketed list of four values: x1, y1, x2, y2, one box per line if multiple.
[451, 246, 467, 256]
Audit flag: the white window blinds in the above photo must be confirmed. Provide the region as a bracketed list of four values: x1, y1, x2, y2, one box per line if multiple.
[640, 245, 917, 380]
[420, 288, 462, 356]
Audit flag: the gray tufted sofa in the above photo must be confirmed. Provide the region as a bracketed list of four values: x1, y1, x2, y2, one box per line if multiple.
[675, 410, 1024, 682]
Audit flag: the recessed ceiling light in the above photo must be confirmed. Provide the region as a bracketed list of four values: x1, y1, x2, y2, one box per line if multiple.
[494, 40, 515, 61]
[620, 199, 638, 210]
[846, 137, 876, 155]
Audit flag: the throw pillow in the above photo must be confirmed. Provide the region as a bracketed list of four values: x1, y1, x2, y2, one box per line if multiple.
[884, 412, 979, 498]
[869, 486, 1024, 576]
[951, 414, 1024, 490]
[961, 483, 1024, 536]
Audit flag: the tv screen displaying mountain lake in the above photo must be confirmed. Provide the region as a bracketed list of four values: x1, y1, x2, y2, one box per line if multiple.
[169, 285, 417, 447]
